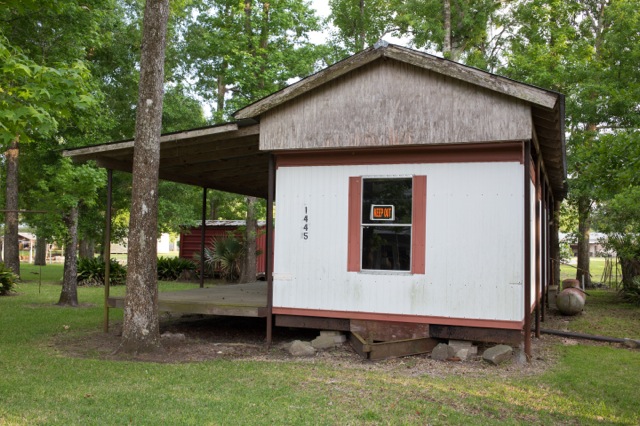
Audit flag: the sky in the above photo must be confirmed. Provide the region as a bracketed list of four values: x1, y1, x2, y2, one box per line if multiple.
[308, 0, 331, 44]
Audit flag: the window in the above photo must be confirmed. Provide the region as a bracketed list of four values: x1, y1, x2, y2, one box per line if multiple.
[361, 178, 412, 271]
[348, 175, 426, 274]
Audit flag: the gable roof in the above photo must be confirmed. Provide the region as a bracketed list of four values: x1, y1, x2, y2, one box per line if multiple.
[235, 42, 566, 198]
[64, 43, 566, 199]
[235, 42, 559, 119]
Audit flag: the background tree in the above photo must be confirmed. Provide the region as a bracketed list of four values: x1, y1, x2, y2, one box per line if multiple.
[327, 0, 395, 53]
[395, 0, 503, 68]
[325, 0, 505, 70]
[182, 0, 322, 120]
[0, 35, 97, 275]
[45, 161, 105, 306]
[503, 0, 640, 288]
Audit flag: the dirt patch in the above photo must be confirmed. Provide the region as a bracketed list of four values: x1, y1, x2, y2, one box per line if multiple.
[50, 313, 585, 378]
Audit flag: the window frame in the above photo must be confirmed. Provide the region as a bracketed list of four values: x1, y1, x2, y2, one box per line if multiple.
[348, 174, 426, 274]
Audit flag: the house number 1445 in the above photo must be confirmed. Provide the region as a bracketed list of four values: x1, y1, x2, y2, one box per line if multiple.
[302, 206, 309, 240]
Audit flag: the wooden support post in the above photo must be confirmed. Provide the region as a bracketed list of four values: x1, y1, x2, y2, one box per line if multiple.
[541, 180, 547, 323]
[200, 188, 207, 288]
[103, 169, 113, 333]
[524, 141, 532, 360]
[266, 154, 275, 347]
[535, 156, 541, 339]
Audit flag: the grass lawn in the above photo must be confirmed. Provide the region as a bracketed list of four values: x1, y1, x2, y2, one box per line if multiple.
[560, 257, 622, 288]
[0, 265, 638, 425]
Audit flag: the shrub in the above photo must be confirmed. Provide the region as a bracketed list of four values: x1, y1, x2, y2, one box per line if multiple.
[621, 276, 640, 306]
[0, 262, 18, 295]
[77, 257, 127, 286]
[157, 256, 195, 281]
[204, 232, 245, 282]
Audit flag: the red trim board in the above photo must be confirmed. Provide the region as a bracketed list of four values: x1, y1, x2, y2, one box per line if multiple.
[276, 142, 524, 168]
[273, 307, 524, 330]
[347, 177, 362, 272]
[411, 175, 427, 274]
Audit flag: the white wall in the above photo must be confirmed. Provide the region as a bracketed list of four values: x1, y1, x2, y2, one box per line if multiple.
[274, 161, 525, 322]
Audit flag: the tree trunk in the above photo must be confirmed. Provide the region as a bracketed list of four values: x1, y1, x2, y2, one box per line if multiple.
[244, 0, 253, 50]
[79, 239, 95, 259]
[357, 0, 365, 51]
[120, 0, 169, 354]
[215, 60, 227, 122]
[619, 256, 640, 290]
[4, 137, 20, 275]
[34, 236, 47, 266]
[58, 206, 79, 306]
[240, 196, 257, 283]
[576, 197, 592, 288]
[443, 0, 452, 58]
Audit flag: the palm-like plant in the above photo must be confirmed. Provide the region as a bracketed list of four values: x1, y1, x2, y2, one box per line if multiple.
[0, 262, 18, 295]
[204, 232, 245, 282]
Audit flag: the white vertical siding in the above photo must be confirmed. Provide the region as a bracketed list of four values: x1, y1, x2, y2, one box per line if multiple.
[274, 162, 525, 322]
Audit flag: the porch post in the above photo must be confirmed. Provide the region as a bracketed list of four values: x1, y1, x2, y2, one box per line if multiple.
[103, 169, 113, 333]
[200, 188, 207, 288]
[535, 157, 541, 339]
[524, 141, 532, 359]
[543, 191, 548, 321]
[266, 154, 275, 346]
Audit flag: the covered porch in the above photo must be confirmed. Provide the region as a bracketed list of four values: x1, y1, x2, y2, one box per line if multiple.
[63, 121, 276, 341]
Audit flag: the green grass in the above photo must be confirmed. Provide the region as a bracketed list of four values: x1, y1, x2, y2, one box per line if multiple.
[556, 290, 640, 340]
[21, 263, 65, 283]
[1, 268, 638, 424]
[560, 257, 622, 287]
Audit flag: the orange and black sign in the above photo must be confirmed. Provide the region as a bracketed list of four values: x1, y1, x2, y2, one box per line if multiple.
[370, 205, 395, 221]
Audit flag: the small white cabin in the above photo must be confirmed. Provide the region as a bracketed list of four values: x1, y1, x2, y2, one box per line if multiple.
[65, 43, 566, 355]
[235, 42, 565, 348]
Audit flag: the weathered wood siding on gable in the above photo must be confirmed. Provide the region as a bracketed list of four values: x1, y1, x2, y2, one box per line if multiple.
[260, 59, 532, 151]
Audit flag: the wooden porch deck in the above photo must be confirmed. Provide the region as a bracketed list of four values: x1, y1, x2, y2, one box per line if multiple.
[108, 282, 268, 318]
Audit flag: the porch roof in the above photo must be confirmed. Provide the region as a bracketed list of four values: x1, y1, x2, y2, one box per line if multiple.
[63, 122, 267, 198]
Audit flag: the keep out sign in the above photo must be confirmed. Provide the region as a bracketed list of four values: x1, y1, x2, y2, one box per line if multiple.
[370, 205, 395, 221]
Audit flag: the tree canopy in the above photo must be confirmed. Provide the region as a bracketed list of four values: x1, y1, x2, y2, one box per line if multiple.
[2, 0, 640, 303]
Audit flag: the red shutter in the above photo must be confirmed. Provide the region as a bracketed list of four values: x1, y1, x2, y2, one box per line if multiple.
[411, 175, 427, 274]
[347, 176, 362, 272]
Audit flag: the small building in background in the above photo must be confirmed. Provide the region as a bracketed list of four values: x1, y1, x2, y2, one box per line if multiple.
[179, 220, 267, 275]
[559, 232, 614, 257]
[110, 233, 177, 258]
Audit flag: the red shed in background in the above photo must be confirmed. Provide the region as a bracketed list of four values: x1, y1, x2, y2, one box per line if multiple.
[179, 220, 267, 275]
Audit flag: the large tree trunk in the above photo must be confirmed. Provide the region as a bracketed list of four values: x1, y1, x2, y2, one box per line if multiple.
[240, 196, 257, 283]
[34, 236, 47, 266]
[3, 137, 20, 275]
[576, 197, 592, 288]
[58, 206, 79, 306]
[120, 0, 169, 354]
